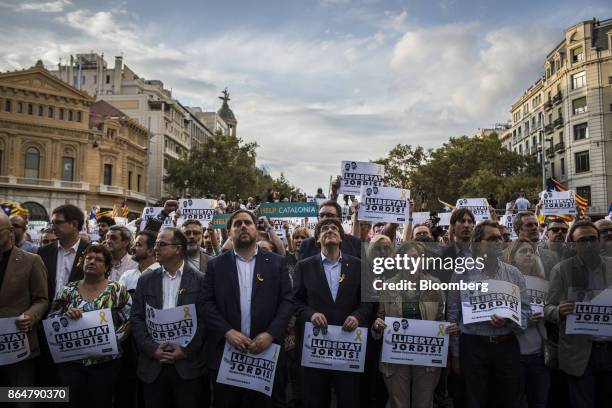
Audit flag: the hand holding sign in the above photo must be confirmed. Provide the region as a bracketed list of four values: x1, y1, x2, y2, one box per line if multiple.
[311, 312, 328, 329]
[559, 300, 576, 317]
[15, 314, 33, 332]
[65, 308, 83, 320]
[249, 332, 274, 354]
[490, 314, 507, 328]
[225, 329, 252, 353]
[342, 316, 359, 331]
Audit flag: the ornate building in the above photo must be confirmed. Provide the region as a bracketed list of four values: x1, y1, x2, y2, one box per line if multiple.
[0, 61, 148, 218]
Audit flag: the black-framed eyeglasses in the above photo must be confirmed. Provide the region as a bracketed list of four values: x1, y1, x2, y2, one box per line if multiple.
[549, 227, 568, 233]
[155, 241, 179, 247]
[318, 212, 338, 219]
[575, 236, 598, 243]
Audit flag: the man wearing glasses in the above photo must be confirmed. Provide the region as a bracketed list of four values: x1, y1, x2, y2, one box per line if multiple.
[131, 227, 208, 408]
[510, 212, 560, 280]
[9, 214, 38, 253]
[594, 219, 612, 257]
[545, 220, 612, 408]
[298, 200, 362, 260]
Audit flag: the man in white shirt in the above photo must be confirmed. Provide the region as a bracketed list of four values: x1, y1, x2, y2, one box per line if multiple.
[106, 225, 138, 281]
[131, 227, 208, 408]
[119, 230, 159, 293]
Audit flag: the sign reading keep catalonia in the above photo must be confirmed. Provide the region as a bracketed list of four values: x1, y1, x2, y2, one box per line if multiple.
[258, 202, 318, 218]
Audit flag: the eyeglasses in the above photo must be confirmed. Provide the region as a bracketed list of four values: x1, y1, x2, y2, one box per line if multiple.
[318, 212, 338, 219]
[575, 236, 598, 243]
[321, 225, 340, 232]
[154, 241, 179, 247]
[484, 236, 503, 242]
[50, 219, 68, 225]
[549, 227, 568, 233]
[518, 247, 535, 254]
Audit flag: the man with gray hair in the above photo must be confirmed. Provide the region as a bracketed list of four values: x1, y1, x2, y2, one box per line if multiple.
[106, 225, 138, 281]
[180, 219, 210, 274]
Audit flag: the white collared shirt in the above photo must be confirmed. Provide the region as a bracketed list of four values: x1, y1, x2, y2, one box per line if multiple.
[109, 253, 139, 282]
[235, 248, 258, 336]
[55, 239, 81, 299]
[321, 251, 342, 301]
[119, 262, 160, 292]
[162, 262, 184, 309]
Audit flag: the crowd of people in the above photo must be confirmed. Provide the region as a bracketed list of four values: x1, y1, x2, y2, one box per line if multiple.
[0, 183, 611, 408]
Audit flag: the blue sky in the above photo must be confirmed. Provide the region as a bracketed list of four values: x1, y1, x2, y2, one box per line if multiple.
[1, 0, 611, 194]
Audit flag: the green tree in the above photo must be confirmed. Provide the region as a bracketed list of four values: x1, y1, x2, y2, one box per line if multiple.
[374, 144, 429, 190]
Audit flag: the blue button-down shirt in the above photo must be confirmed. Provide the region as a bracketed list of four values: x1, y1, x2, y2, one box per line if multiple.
[235, 248, 258, 336]
[321, 252, 342, 301]
[447, 259, 531, 356]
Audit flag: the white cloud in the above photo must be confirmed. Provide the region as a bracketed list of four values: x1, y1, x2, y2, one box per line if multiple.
[1, 0, 72, 13]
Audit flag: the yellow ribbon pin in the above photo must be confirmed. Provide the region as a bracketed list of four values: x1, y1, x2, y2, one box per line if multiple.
[437, 324, 445, 336]
[183, 306, 192, 318]
[257, 273, 264, 282]
[355, 328, 362, 341]
[511, 286, 518, 297]
[99, 311, 108, 324]
[339, 273, 346, 283]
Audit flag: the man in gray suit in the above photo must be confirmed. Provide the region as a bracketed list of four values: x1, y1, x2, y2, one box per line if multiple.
[131, 227, 207, 408]
[181, 219, 210, 273]
[545, 220, 612, 408]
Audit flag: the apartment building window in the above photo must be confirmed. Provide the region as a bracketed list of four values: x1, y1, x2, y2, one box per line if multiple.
[519, 144, 523, 154]
[24, 147, 40, 179]
[4, 100, 11, 112]
[127, 171, 133, 190]
[548, 114, 553, 124]
[106, 75, 110, 84]
[573, 97, 587, 115]
[76, 111, 82, 122]
[574, 123, 588, 140]
[137, 174, 142, 192]
[81, 76, 86, 85]
[68, 110, 74, 121]
[16, 102, 23, 113]
[59, 108, 64, 120]
[575, 151, 590, 173]
[551, 162, 555, 178]
[571, 46, 584, 63]
[518, 126, 522, 137]
[532, 136, 537, 147]
[48, 106, 54, 118]
[561, 158, 565, 176]
[61, 157, 74, 181]
[572, 71, 586, 89]
[525, 140, 530, 152]
[525, 121, 530, 134]
[93, 75, 97, 85]
[37, 105, 43, 116]
[576, 186, 591, 206]
[73, 76, 77, 86]
[164, 159, 169, 170]
[103, 164, 113, 185]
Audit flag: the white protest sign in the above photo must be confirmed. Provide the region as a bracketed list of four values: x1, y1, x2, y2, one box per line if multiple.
[0, 317, 30, 366]
[140, 207, 174, 231]
[87, 219, 101, 242]
[338, 161, 385, 196]
[462, 280, 521, 326]
[541, 190, 576, 216]
[301, 322, 367, 372]
[502, 213, 518, 240]
[380, 318, 449, 368]
[342, 221, 353, 234]
[307, 196, 326, 207]
[299, 217, 318, 233]
[566, 291, 612, 336]
[437, 212, 451, 226]
[455, 198, 490, 222]
[178, 198, 217, 227]
[217, 342, 280, 396]
[358, 186, 410, 224]
[43, 308, 118, 363]
[145, 304, 197, 347]
[271, 218, 289, 240]
[524, 276, 548, 315]
[411, 212, 430, 226]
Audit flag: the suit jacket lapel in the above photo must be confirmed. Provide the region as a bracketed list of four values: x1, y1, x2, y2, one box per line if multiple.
[318, 258, 335, 304]
[68, 240, 87, 282]
[177, 266, 193, 306]
[334, 259, 350, 304]
[228, 252, 240, 310]
[251, 251, 268, 300]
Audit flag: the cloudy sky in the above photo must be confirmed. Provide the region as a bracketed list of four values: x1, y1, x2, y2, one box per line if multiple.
[1, 0, 611, 194]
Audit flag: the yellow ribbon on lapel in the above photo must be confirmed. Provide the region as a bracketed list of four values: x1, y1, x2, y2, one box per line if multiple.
[183, 306, 192, 318]
[338, 273, 346, 283]
[257, 273, 264, 282]
[511, 286, 518, 297]
[354, 328, 362, 341]
[99, 311, 108, 324]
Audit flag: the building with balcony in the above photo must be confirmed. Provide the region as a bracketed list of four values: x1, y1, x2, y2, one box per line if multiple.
[510, 78, 545, 159]
[0, 61, 148, 218]
[505, 18, 612, 215]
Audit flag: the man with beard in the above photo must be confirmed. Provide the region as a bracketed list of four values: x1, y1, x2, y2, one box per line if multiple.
[203, 209, 293, 407]
[118, 230, 159, 293]
[181, 220, 210, 273]
[96, 215, 115, 243]
[438, 208, 475, 284]
[106, 225, 138, 281]
[447, 220, 530, 408]
[545, 220, 612, 408]
[540, 218, 571, 258]
[594, 219, 612, 256]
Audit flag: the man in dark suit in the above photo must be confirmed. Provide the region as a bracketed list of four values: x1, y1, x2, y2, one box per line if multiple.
[293, 217, 374, 408]
[131, 227, 207, 408]
[36, 204, 88, 388]
[203, 209, 293, 407]
[299, 200, 362, 259]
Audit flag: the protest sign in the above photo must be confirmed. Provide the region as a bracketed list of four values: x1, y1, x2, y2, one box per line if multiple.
[299, 217, 318, 233]
[437, 212, 451, 226]
[566, 290, 612, 336]
[411, 212, 430, 226]
[338, 161, 385, 195]
[145, 304, 197, 347]
[211, 213, 231, 229]
[455, 198, 490, 222]
[27, 220, 48, 247]
[502, 212, 518, 240]
[258, 202, 318, 218]
[524, 276, 548, 315]
[301, 323, 367, 372]
[217, 342, 281, 396]
[462, 280, 521, 326]
[307, 196, 327, 207]
[270, 218, 291, 240]
[541, 190, 577, 216]
[380, 318, 449, 368]
[43, 309, 118, 363]
[358, 186, 410, 224]
[0, 317, 30, 366]
[178, 198, 217, 227]
[140, 207, 174, 231]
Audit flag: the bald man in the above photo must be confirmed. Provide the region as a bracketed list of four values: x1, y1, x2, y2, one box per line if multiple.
[594, 219, 612, 256]
[9, 215, 38, 254]
[0, 212, 48, 394]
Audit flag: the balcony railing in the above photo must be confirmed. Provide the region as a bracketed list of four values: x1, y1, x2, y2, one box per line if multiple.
[544, 100, 553, 110]
[554, 142, 565, 152]
[127, 190, 147, 201]
[99, 185, 124, 195]
[553, 116, 564, 128]
[544, 124, 554, 134]
[0, 176, 89, 190]
[552, 93, 562, 104]
[546, 147, 554, 157]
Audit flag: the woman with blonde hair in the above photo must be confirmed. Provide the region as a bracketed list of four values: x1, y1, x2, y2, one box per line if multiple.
[371, 241, 457, 408]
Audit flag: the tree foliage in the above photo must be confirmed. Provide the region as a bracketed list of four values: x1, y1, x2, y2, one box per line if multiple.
[163, 132, 301, 199]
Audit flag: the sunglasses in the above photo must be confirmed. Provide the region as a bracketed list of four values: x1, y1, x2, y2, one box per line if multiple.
[549, 227, 568, 233]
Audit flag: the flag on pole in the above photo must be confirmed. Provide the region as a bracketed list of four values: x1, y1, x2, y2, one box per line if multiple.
[550, 178, 588, 216]
[438, 199, 455, 212]
[120, 198, 129, 217]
